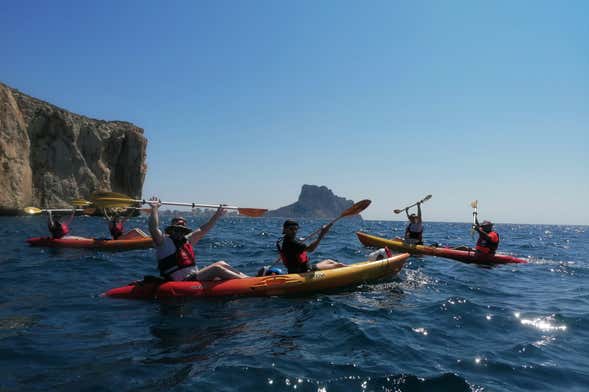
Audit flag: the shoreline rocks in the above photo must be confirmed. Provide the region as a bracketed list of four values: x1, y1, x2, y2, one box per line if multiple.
[0, 82, 147, 215]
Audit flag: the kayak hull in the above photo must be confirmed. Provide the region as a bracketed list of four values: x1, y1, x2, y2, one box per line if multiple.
[356, 232, 526, 265]
[26, 237, 154, 251]
[104, 254, 409, 300]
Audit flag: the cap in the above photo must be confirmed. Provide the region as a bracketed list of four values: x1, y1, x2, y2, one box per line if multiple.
[283, 219, 299, 228]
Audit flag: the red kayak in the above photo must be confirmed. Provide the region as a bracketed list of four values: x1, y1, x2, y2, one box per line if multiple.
[26, 236, 154, 251]
[356, 232, 527, 265]
[103, 254, 409, 300]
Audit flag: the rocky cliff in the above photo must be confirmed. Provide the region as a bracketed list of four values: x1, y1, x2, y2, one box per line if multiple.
[0, 82, 147, 214]
[267, 185, 361, 219]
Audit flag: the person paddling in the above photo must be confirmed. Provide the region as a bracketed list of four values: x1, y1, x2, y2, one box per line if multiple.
[47, 209, 75, 239]
[473, 219, 500, 255]
[148, 197, 247, 281]
[277, 219, 345, 274]
[404, 202, 423, 245]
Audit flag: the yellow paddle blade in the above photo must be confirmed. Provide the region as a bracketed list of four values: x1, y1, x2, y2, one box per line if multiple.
[92, 197, 136, 209]
[92, 191, 133, 200]
[236, 208, 268, 217]
[470, 200, 478, 209]
[24, 206, 43, 215]
[71, 199, 92, 207]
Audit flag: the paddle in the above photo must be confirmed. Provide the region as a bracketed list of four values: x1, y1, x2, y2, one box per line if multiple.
[260, 199, 372, 275]
[301, 199, 371, 241]
[70, 199, 93, 207]
[393, 194, 432, 214]
[23, 206, 96, 215]
[470, 200, 478, 238]
[90, 192, 268, 217]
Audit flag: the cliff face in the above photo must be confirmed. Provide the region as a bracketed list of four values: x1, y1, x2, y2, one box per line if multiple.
[0, 82, 147, 214]
[267, 185, 360, 219]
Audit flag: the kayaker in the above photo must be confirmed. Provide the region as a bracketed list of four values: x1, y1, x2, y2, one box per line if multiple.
[148, 197, 248, 281]
[404, 202, 423, 245]
[473, 220, 500, 255]
[108, 215, 127, 240]
[47, 209, 75, 239]
[107, 213, 148, 240]
[277, 219, 345, 274]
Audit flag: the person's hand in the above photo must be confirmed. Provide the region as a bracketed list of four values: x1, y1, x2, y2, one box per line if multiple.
[472, 224, 479, 231]
[148, 196, 161, 209]
[214, 205, 227, 217]
[320, 222, 333, 236]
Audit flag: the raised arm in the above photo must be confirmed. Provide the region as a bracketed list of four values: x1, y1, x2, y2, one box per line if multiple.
[47, 211, 55, 227]
[305, 223, 333, 253]
[62, 208, 76, 226]
[148, 197, 165, 245]
[187, 206, 225, 245]
[417, 203, 422, 221]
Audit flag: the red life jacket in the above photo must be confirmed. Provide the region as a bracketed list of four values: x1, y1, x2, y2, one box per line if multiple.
[476, 231, 499, 255]
[158, 238, 196, 278]
[109, 222, 124, 239]
[277, 239, 310, 273]
[49, 222, 69, 239]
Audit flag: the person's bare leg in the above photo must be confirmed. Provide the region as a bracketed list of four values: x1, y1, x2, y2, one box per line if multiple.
[213, 261, 248, 277]
[196, 262, 248, 281]
[315, 259, 346, 271]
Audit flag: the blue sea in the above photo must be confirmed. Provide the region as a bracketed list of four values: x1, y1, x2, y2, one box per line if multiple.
[0, 215, 587, 391]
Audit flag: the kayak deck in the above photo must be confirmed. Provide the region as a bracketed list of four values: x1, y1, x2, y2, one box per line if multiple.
[26, 236, 154, 250]
[356, 232, 527, 265]
[103, 253, 409, 300]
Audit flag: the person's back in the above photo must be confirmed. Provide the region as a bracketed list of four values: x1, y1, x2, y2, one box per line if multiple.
[49, 220, 69, 239]
[47, 210, 74, 239]
[474, 221, 499, 255]
[109, 218, 124, 240]
[404, 201, 424, 245]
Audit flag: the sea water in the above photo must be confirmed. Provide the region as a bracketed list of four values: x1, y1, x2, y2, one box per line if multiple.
[0, 216, 587, 391]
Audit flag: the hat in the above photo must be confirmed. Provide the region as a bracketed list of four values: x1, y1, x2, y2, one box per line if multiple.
[164, 216, 192, 235]
[481, 220, 493, 227]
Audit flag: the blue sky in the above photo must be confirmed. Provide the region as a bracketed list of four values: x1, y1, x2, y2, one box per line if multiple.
[1, 1, 587, 224]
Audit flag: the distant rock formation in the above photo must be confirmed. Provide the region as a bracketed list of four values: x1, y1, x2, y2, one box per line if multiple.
[267, 185, 360, 219]
[0, 82, 147, 215]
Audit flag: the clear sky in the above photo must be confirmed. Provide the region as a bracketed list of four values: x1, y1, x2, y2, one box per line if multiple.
[1, 1, 587, 224]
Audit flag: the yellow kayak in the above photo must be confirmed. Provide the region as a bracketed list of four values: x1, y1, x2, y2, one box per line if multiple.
[104, 253, 410, 299]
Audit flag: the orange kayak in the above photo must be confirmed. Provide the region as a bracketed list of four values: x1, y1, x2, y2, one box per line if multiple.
[26, 236, 154, 251]
[103, 253, 409, 300]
